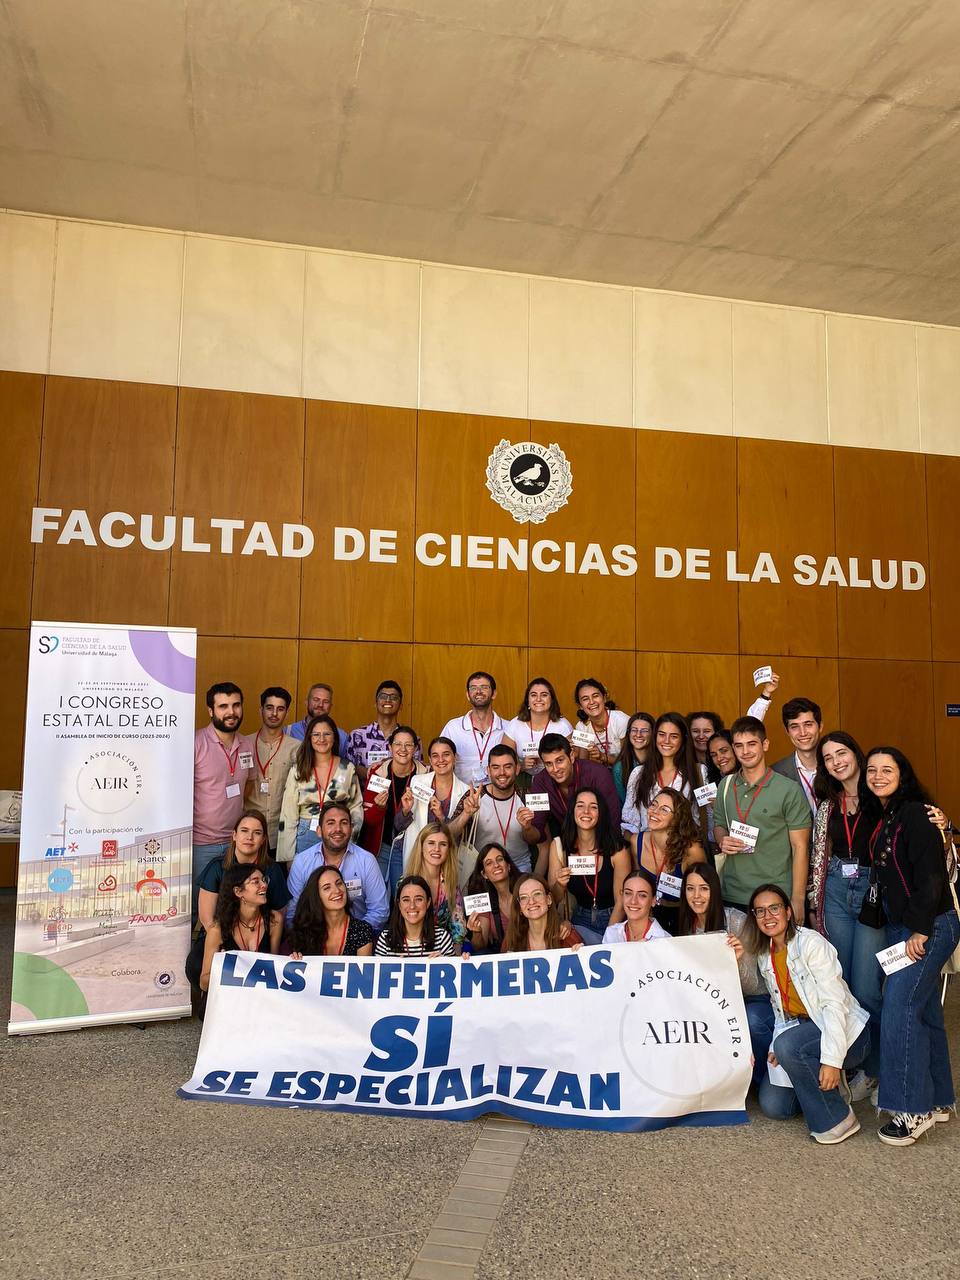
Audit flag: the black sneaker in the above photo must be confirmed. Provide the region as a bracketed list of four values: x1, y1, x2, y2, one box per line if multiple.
[878, 1112, 936, 1145]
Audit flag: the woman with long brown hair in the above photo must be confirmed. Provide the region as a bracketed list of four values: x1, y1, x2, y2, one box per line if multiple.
[503, 875, 583, 952]
[635, 789, 706, 934]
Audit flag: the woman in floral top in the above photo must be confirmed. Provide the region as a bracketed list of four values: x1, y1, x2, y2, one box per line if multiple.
[277, 714, 363, 863]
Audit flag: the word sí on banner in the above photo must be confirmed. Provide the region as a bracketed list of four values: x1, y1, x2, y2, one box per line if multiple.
[179, 935, 751, 1132]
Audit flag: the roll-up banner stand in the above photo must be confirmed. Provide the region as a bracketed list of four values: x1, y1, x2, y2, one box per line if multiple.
[9, 622, 196, 1035]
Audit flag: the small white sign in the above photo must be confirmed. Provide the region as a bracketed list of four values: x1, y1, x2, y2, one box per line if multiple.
[367, 773, 391, 794]
[259, 780, 270, 794]
[238, 751, 254, 769]
[345, 878, 362, 900]
[568, 854, 597, 875]
[570, 726, 594, 749]
[521, 739, 540, 758]
[841, 862, 858, 878]
[729, 820, 760, 852]
[524, 792, 551, 812]
[752, 665, 773, 687]
[410, 776, 434, 803]
[225, 782, 241, 799]
[876, 941, 917, 975]
[463, 892, 492, 916]
[367, 748, 391, 765]
[657, 872, 682, 899]
[694, 783, 717, 806]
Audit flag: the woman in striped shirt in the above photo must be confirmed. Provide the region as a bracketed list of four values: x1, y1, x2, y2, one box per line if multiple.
[375, 875, 456, 957]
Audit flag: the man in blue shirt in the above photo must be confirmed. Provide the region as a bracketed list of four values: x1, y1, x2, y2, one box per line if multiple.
[286, 681, 350, 758]
[285, 801, 388, 930]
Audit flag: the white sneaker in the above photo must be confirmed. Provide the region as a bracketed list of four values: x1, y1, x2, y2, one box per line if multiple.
[878, 1112, 936, 1145]
[813, 1107, 860, 1145]
[847, 1070, 878, 1103]
[933, 1107, 952, 1123]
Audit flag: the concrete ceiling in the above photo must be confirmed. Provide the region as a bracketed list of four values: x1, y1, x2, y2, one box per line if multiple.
[3, 0, 960, 324]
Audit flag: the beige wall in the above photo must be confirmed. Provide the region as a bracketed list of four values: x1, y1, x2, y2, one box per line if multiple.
[3, 208, 960, 455]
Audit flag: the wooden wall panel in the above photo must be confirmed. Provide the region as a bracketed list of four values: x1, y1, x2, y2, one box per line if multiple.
[834, 448, 931, 661]
[738, 655, 840, 763]
[0, 628, 29, 787]
[528, 422, 636, 651]
[527, 648, 637, 726]
[170, 389, 304, 637]
[933, 664, 960, 821]
[414, 412, 530, 647]
[412, 644, 527, 748]
[926, 456, 960, 663]
[0, 373, 43, 628]
[194, 636, 300, 735]
[839, 659, 936, 787]
[737, 440, 837, 657]
[635, 432, 739, 653]
[636, 652, 741, 723]
[301, 401, 416, 642]
[296, 639, 415, 745]
[33, 377, 177, 625]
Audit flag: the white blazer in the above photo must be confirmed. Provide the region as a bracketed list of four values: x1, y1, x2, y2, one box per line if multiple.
[401, 770, 471, 871]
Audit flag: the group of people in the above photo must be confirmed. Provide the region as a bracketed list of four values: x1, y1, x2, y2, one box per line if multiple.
[191, 670, 960, 1148]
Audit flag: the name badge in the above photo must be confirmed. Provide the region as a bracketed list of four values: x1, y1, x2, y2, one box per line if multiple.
[752, 665, 773, 686]
[367, 749, 390, 765]
[410, 777, 434, 803]
[570, 727, 593, 749]
[568, 854, 597, 875]
[841, 862, 858, 878]
[463, 892, 491, 916]
[876, 942, 916, 975]
[238, 751, 254, 769]
[225, 783, 241, 799]
[345, 878, 362, 900]
[657, 872, 682, 899]
[729, 820, 759, 852]
[367, 773, 391, 794]
[309, 816, 319, 832]
[524, 792, 550, 812]
[259, 780, 270, 794]
[471, 769, 489, 786]
[694, 783, 717, 806]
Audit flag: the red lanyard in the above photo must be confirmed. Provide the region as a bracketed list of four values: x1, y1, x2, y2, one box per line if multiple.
[591, 714, 610, 755]
[657, 768, 680, 792]
[840, 793, 862, 856]
[329, 917, 348, 956]
[218, 739, 240, 777]
[578, 847, 600, 902]
[254, 731, 282, 779]
[735, 770, 772, 823]
[491, 793, 517, 842]
[798, 767, 817, 808]
[470, 716, 494, 766]
[647, 836, 671, 879]
[770, 941, 795, 1012]
[625, 917, 652, 942]
[313, 759, 335, 806]
[867, 819, 884, 864]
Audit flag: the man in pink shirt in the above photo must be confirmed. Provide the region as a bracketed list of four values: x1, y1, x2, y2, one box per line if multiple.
[193, 682, 255, 884]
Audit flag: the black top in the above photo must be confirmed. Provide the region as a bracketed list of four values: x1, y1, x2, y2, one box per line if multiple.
[827, 798, 872, 868]
[566, 847, 617, 911]
[384, 770, 412, 842]
[291, 916, 374, 956]
[872, 801, 953, 935]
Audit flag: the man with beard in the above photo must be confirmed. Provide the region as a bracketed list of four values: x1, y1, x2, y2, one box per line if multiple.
[193, 682, 256, 881]
[244, 686, 299, 858]
[440, 671, 505, 785]
[284, 801, 389, 929]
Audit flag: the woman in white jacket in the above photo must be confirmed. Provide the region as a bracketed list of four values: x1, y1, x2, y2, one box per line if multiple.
[731, 882, 870, 1145]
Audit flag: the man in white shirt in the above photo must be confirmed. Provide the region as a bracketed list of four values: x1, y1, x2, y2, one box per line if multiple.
[772, 697, 822, 814]
[439, 671, 505, 784]
[448, 744, 540, 875]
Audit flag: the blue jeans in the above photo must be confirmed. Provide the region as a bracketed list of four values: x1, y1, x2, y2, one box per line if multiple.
[572, 904, 612, 946]
[878, 909, 960, 1114]
[823, 859, 885, 1077]
[759, 1020, 869, 1133]
[377, 835, 406, 898]
[295, 818, 321, 857]
[745, 995, 775, 1090]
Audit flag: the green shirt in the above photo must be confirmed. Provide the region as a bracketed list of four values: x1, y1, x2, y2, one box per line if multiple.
[713, 768, 811, 905]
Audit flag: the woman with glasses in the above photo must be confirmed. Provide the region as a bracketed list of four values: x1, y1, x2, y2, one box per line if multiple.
[196, 809, 290, 936]
[503, 875, 584, 951]
[288, 864, 375, 958]
[502, 677, 573, 777]
[612, 713, 655, 803]
[463, 842, 523, 954]
[731, 883, 869, 1144]
[601, 869, 670, 943]
[359, 724, 427, 891]
[375, 875, 456, 957]
[277, 714, 363, 862]
[635, 789, 707, 934]
[547, 788, 631, 944]
[863, 746, 960, 1145]
[199, 863, 284, 993]
[622, 712, 700, 839]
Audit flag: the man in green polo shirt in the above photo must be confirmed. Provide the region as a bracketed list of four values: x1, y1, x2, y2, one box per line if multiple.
[713, 715, 811, 923]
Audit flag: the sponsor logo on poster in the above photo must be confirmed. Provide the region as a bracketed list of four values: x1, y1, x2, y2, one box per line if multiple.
[76, 750, 143, 814]
[129, 905, 179, 924]
[37, 634, 59, 654]
[154, 970, 175, 991]
[44, 846, 67, 858]
[144, 837, 161, 855]
[47, 867, 74, 893]
[97, 874, 118, 893]
[101, 839, 119, 858]
[485, 440, 572, 525]
[135, 868, 167, 897]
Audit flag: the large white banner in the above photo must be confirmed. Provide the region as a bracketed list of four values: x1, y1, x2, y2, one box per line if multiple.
[179, 935, 751, 1131]
[9, 622, 196, 1034]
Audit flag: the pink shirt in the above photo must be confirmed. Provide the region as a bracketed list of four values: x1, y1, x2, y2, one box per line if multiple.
[193, 725, 256, 845]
